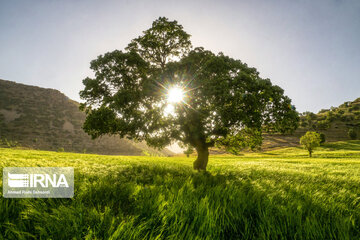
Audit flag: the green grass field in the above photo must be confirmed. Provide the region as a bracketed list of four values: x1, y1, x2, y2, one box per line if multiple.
[1, 141, 360, 239]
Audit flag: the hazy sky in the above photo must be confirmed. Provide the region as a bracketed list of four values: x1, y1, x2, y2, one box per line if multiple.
[1, 0, 359, 113]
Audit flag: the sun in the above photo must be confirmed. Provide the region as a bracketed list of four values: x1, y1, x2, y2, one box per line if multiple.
[167, 86, 184, 104]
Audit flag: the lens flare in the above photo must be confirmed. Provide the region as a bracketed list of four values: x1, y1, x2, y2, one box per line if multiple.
[167, 86, 184, 104]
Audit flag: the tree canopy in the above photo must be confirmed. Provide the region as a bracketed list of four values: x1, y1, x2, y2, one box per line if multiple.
[300, 131, 321, 157]
[80, 17, 299, 170]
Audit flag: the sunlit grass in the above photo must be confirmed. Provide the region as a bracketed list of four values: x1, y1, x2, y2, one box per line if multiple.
[0, 140, 360, 239]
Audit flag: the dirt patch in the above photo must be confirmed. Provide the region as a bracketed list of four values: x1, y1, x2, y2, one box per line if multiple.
[0, 109, 21, 122]
[62, 120, 74, 133]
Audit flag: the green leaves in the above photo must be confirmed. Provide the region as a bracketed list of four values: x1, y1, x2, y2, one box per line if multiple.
[163, 47, 299, 149]
[127, 17, 192, 69]
[300, 131, 322, 157]
[80, 17, 299, 153]
[215, 128, 263, 154]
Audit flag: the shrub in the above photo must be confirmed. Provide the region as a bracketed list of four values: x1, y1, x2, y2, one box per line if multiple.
[318, 109, 329, 114]
[317, 120, 330, 130]
[319, 133, 326, 144]
[336, 109, 345, 115]
[341, 114, 355, 122]
[57, 147, 65, 152]
[1, 138, 19, 148]
[348, 129, 357, 140]
[305, 112, 316, 120]
[326, 111, 336, 122]
[348, 104, 359, 112]
[300, 121, 308, 128]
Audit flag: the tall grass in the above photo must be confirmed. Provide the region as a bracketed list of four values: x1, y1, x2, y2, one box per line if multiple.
[1, 141, 360, 239]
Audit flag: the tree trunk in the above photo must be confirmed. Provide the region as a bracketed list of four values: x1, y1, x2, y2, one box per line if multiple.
[309, 149, 312, 157]
[193, 146, 209, 171]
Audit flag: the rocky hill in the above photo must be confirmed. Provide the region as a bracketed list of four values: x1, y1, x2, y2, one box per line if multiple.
[262, 97, 360, 149]
[0, 79, 173, 156]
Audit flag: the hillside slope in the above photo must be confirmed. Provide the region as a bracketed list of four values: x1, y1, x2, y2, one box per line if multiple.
[0, 79, 172, 156]
[263, 98, 360, 149]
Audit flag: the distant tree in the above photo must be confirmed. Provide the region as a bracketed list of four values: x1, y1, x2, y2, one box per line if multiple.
[300, 131, 321, 157]
[348, 129, 357, 140]
[326, 111, 335, 122]
[337, 109, 345, 115]
[304, 112, 316, 120]
[317, 120, 330, 130]
[319, 132, 326, 145]
[318, 109, 329, 114]
[302, 112, 316, 130]
[183, 145, 194, 157]
[300, 122, 308, 128]
[341, 114, 355, 122]
[349, 105, 359, 112]
[80, 17, 299, 171]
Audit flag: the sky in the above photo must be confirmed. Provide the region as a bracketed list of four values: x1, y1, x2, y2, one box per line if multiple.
[0, 0, 359, 114]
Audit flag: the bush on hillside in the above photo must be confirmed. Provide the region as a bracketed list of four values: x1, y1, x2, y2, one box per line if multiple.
[300, 120, 308, 128]
[348, 129, 357, 140]
[318, 109, 329, 114]
[336, 109, 345, 115]
[317, 120, 330, 130]
[326, 111, 336, 122]
[319, 133, 326, 144]
[0, 138, 20, 148]
[349, 105, 360, 112]
[341, 114, 355, 122]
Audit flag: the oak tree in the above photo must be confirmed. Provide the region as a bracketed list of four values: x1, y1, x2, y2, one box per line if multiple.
[80, 17, 299, 170]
